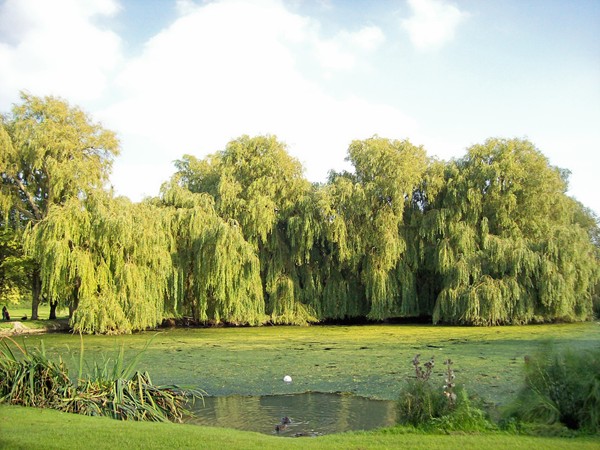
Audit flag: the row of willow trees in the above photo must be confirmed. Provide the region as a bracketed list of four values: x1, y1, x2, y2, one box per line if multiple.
[2, 94, 599, 333]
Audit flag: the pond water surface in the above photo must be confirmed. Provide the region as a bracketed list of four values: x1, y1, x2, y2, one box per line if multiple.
[186, 393, 397, 436]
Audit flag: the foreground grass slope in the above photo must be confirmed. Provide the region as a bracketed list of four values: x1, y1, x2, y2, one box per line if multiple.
[1, 405, 598, 450]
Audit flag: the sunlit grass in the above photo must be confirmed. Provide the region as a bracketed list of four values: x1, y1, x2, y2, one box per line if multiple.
[2, 404, 599, 450]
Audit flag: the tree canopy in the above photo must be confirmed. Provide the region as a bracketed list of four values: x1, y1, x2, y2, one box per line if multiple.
[1, 93, 119, 319]
[425, 139, 598, 324]
[2, 95, 598, 333]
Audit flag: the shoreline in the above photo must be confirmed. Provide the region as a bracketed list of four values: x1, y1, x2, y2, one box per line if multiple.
[0, 319, 70, 337]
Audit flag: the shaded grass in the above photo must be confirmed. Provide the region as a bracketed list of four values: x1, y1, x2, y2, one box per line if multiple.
[1, 404, 599, 450]
[0, 302, 69, 332]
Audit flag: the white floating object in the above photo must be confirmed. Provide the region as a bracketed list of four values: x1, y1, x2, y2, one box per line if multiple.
[283, 375, 292, 383]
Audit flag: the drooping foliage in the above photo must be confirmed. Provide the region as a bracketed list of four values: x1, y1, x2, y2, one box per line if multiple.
[3, 91, 598, 332]
[324, 137, 430, 320]
[1, 93, 119, 319]
[0, 226, 32, 304]
[25, 193, 171, 334]
[426, 138, 599, 325]
[174, 135, 318, 324]
[157, 183, 265, 325]
[171, 135, 597, 327]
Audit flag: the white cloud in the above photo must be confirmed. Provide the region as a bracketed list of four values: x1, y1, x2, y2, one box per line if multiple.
[0, 0, 122, 106]
[100, 0, 406, 200]
[349, 25, 386, 51]
[402, 0, 468, 51]
[315, 25, 385, 72]
[0, 0, 417, 201]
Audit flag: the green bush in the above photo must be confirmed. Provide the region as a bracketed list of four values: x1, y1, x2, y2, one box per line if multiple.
[397, 376, 451, 426]
[503, 344, 600, 433]
[428, 389, 495, 432]
[397, 355, 493, 431]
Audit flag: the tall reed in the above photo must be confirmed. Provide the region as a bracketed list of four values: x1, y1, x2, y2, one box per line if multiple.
[0, 335, 203, 423]
[503, 344, 600, 433]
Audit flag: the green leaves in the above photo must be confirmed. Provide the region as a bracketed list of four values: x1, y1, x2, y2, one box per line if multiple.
[427, 138, 599, 325]
[1, 92, 119, 222]
[4, 92, 598, 332]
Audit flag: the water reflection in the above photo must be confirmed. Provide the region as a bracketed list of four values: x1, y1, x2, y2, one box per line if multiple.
[186, 393, 397, 436]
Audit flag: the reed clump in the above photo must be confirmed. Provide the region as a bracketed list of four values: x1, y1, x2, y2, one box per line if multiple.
[503, 344, 600, 434]
[0, 335, 202, 422]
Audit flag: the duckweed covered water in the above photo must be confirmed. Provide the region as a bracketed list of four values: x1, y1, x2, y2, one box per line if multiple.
[187, 393, 397, 436]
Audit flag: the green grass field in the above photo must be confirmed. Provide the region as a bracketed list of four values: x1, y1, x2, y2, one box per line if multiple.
[1, 321, 599, 448]
[1, 404, 599, 450]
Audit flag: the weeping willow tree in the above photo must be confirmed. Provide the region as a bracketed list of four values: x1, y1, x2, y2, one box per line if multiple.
[173, 135, 318, 324]
[157, 182, 264, 325]
[325, 137, 429, 320]
[428, 138, 599, 325]
[0, 225, 31, 305]
[25, 192, 172, 334]
[0, 93, 119, 319]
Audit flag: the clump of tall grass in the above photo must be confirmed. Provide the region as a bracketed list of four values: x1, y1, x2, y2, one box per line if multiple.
[0, 338, 72, 408]
[503, 344, 600, 434]
[0, 335, 203, 423]
[397, 354, 493, 432]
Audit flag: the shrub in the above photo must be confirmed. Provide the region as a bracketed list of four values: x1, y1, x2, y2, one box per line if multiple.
[428, 389, 495, 433]
[503, 344, 600, 433]
[397, 355, 492, 431]
[0, 335, 203, 422]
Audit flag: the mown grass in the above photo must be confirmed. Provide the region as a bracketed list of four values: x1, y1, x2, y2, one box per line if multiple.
[1, 404, 599, 450]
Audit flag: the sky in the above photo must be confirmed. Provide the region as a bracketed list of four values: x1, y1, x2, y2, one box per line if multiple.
[1, 0, 599, 216]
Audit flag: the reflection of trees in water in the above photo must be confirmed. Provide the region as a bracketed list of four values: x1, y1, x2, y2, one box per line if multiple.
[213, 395, 262, 428]
[190, 393, 397, 435]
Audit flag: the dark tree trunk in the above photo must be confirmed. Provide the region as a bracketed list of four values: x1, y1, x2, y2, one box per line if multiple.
[31, 267, 41, 320]
[49, 299, 58, 320]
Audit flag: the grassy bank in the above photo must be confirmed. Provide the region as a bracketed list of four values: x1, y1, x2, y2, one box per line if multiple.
[1, 322, 599, 448]
[1, 404, 598, 450]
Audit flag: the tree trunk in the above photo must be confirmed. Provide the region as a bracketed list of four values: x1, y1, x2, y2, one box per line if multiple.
[31, 267, 41, 320]
[49, 299, 58, 320]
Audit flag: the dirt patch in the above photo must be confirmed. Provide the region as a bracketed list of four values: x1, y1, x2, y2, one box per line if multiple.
[0, 319, 70, 337]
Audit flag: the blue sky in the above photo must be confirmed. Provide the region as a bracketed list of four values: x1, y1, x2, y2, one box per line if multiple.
[1, 0, 599, 216]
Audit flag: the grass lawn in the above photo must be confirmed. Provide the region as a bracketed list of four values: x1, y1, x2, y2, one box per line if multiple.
[1, 404, 599, 450]
[1, 321, 599, 448]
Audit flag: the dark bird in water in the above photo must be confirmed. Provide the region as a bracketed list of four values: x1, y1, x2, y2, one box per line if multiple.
[275, 416, 292, 432]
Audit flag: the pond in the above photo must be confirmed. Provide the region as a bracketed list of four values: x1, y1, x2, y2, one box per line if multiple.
[186, 392, 397, 436]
